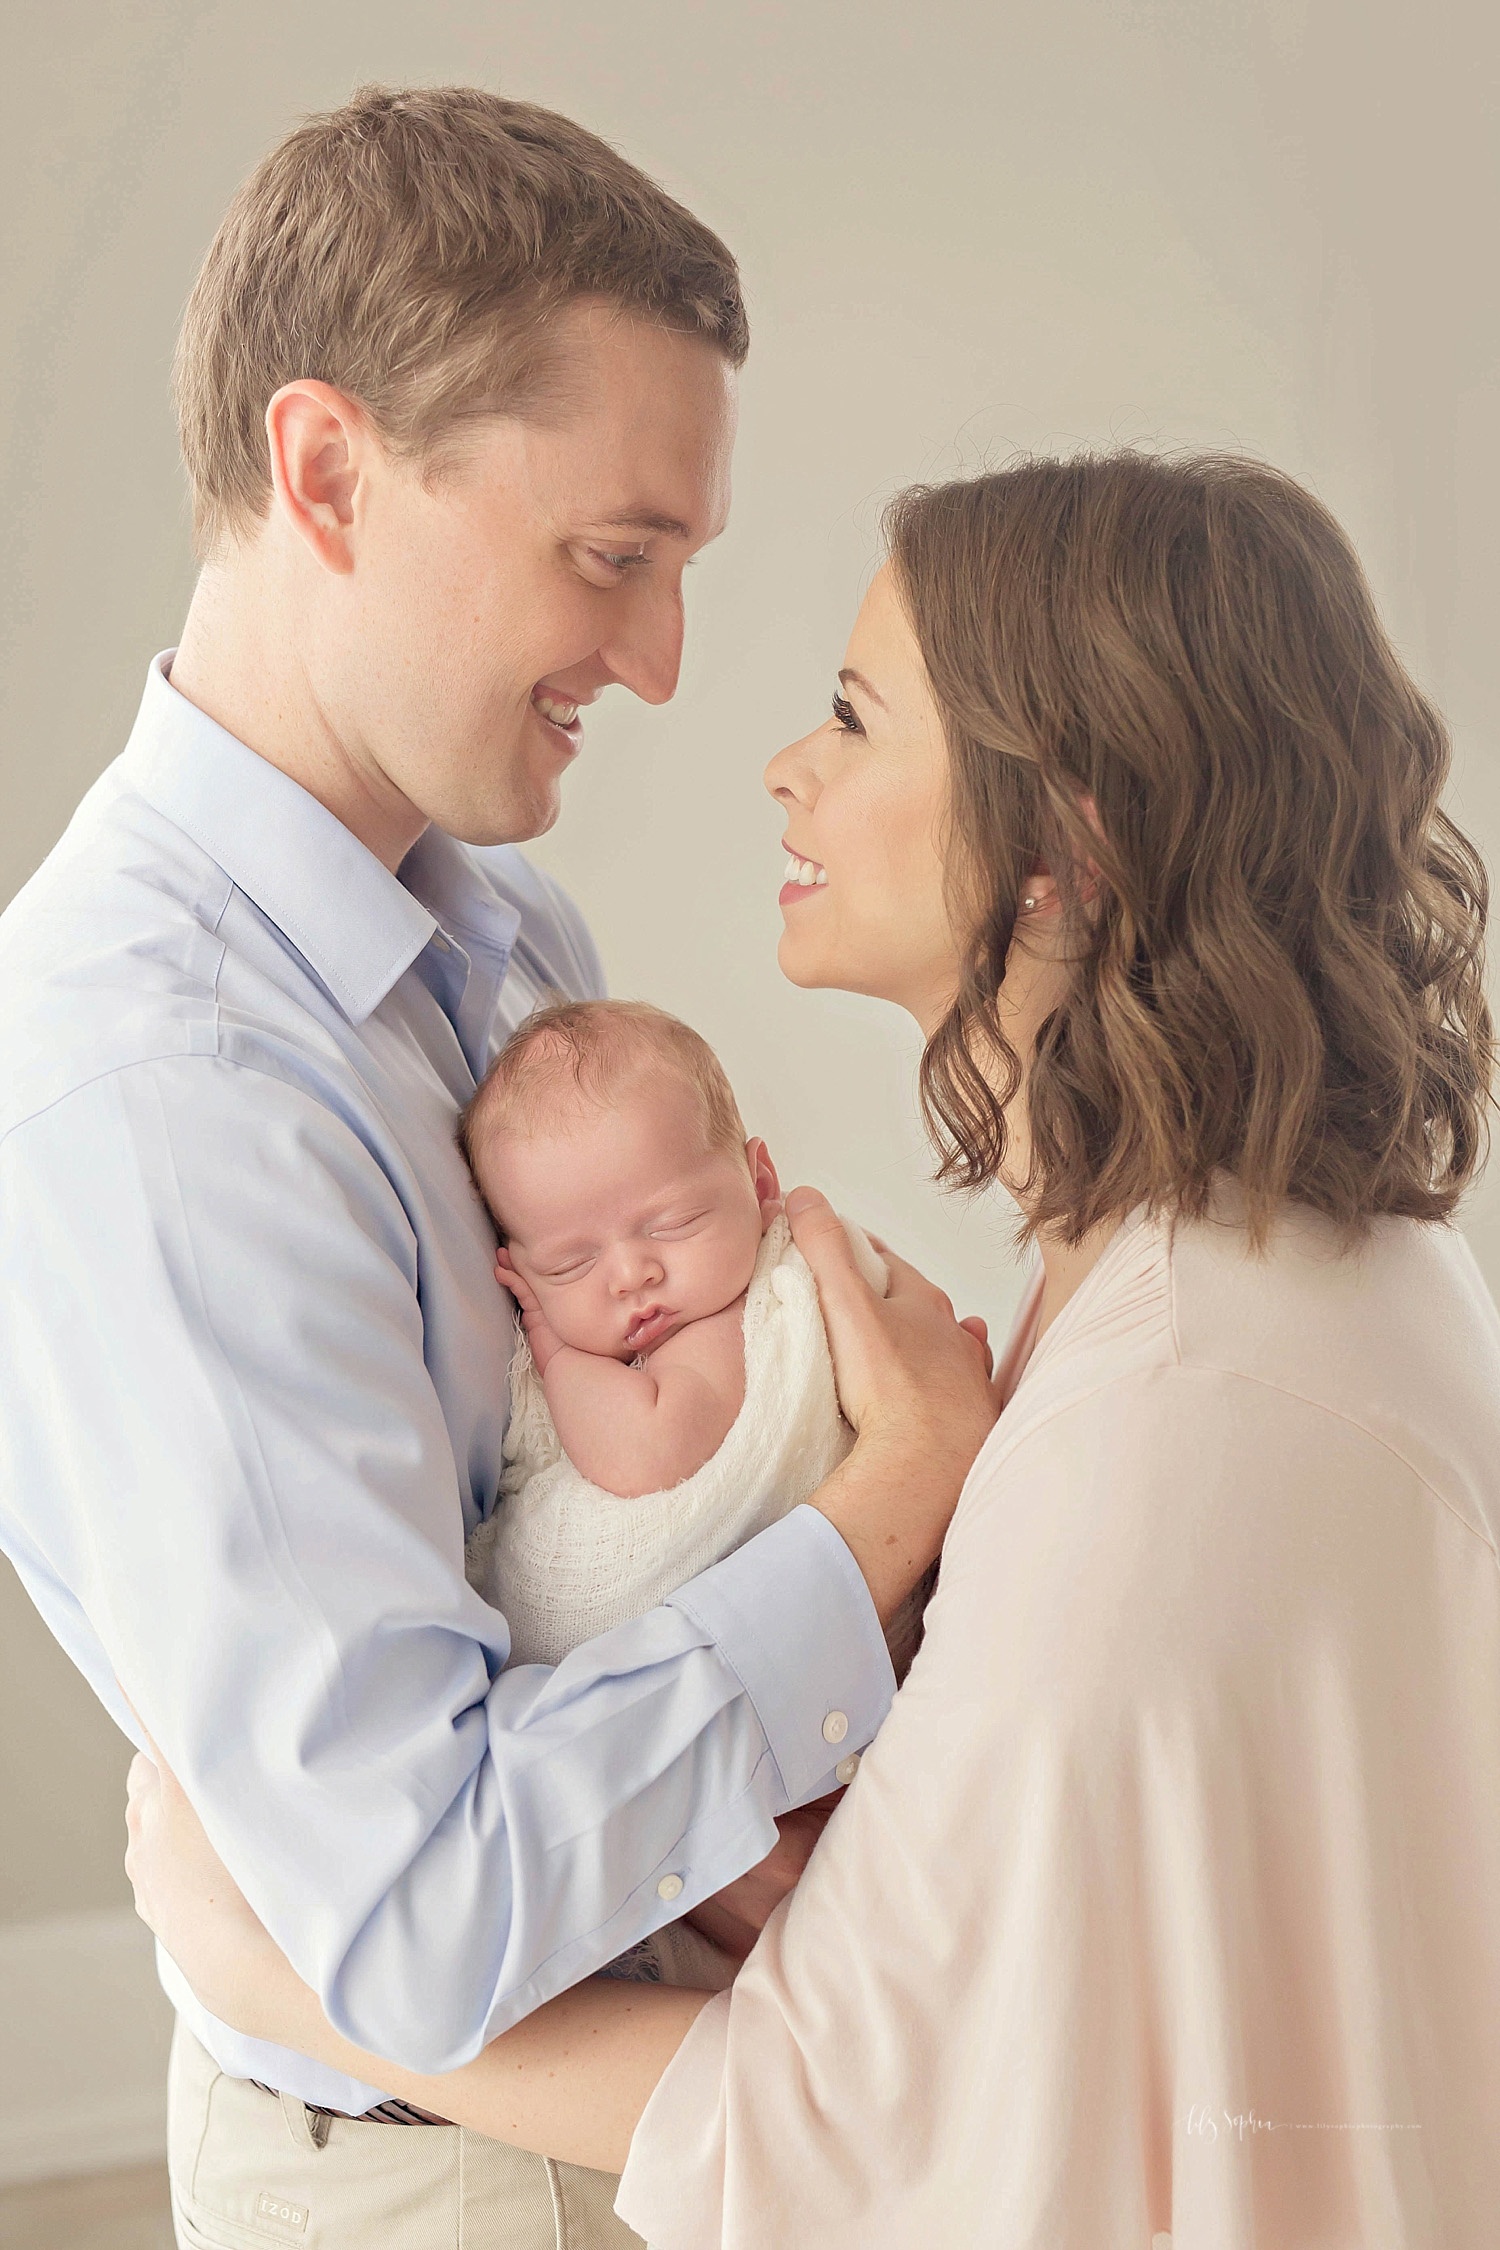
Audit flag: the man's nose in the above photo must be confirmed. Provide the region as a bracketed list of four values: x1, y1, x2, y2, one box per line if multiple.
[600, 583, 686, 708]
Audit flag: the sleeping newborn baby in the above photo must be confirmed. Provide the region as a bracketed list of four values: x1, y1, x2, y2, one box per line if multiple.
[459, 998, 907, 1992]
[460, 997, 895, 1683]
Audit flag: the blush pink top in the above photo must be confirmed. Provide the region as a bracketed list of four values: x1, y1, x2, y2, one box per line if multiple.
[616, 1193, 1500, 2248]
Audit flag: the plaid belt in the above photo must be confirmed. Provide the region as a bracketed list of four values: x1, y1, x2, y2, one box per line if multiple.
[251, 2081, 453, 2130]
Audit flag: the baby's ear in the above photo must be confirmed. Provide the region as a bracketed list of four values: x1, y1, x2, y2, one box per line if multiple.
[747, 1137, 782, 1230]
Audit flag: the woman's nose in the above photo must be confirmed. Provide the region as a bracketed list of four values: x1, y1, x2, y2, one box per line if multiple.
[764, 727, 822, 808]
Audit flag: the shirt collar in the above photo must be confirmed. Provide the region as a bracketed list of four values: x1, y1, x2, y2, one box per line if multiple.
[397, 827, 521, 969]
[119, 653, 514, 1026]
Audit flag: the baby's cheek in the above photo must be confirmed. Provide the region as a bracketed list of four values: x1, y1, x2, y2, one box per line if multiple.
[541, 1288, 615, 1355]
[693, 1231, 760, 1314]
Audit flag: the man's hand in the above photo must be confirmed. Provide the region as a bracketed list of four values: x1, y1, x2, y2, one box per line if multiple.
[787, 1187, 1000, 1624]
[685, 1794, 842, 1958]
[495, 1246, 566, 1374]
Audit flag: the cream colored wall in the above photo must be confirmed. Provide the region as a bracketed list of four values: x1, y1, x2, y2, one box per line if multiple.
[2, 0, 1495, 1926]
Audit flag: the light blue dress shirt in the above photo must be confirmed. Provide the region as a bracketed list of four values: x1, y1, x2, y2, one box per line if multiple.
[0, 656, 895, 2109]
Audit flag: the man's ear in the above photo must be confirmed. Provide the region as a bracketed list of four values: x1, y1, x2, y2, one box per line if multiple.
[746, 1137, 782, 1229]
[264, 379, 373, 576]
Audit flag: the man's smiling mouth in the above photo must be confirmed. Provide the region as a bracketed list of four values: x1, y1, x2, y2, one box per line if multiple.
[531, 687, 585, 746]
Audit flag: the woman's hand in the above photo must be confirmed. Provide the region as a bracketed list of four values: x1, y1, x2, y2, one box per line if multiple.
[125, 1746, 711, 2176]
[787, 1186, 1000, 1624]
[125, 1746, 305, 2047]
[787, 1187, 997, 1459]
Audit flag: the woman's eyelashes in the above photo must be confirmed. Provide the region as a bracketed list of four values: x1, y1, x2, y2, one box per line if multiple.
[831, 690, 864, 735]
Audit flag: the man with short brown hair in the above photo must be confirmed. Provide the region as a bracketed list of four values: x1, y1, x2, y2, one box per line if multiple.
[0, 87, 923, 2247]
[175, 83, 750, 555]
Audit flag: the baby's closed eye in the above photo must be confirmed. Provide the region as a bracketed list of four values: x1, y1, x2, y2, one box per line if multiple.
[648, 1211, 711, 1239]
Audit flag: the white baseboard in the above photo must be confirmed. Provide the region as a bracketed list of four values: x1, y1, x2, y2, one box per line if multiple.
[0, 1907, 174, 2185]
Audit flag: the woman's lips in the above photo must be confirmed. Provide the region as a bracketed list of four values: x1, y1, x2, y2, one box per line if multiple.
[780, 850, 827, 907]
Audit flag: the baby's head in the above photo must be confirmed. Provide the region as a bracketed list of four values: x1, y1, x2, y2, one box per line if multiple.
[459, 1000, 781, 1360]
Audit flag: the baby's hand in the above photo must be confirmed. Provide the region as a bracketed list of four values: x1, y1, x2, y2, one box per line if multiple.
[495, 1247, 566, 1375]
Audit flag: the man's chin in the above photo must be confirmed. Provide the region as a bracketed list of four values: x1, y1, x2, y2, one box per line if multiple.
[444, 776, 562, 850]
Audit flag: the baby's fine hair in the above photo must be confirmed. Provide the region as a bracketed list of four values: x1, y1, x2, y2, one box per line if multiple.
[457, 999, 747, 1198]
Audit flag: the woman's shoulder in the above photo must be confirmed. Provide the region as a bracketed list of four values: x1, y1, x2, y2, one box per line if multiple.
[991, 1195, 1500, 1555]
[1169, 1192, 1500, 1355]
[943, 1208, 1500, 1708]
[1172, 1201, 1500, 1527]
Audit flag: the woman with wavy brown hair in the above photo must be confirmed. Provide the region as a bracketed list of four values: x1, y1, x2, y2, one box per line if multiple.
[127, 452, 1500, 2248]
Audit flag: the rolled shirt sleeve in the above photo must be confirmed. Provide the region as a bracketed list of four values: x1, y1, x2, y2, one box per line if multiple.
[0, 1053, 894, 2077]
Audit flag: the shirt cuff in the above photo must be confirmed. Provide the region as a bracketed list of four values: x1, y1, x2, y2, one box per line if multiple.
[667, 1505, 895, 1810]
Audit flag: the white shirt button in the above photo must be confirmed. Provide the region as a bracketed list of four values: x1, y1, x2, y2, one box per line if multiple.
[821, 1710, 849, 1745]
[656, 1873, 684, 1902]
[835, 1753, 861, 1785]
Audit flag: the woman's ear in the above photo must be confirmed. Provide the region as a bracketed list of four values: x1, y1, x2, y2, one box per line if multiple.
[1018, 862, 1061, 916]
[747, 1138, 783, 1228]
[1073, 794, 1104, 898]
[1020, 787, 1105, 916]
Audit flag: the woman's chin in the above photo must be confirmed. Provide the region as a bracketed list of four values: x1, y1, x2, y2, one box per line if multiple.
[776, 927, 829, 989]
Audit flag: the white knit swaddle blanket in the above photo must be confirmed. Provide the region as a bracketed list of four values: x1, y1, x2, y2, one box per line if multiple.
[465, 1210, 888, 1667]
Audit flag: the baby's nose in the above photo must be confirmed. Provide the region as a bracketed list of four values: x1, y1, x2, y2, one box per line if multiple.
[610, 1243, 665, 1293]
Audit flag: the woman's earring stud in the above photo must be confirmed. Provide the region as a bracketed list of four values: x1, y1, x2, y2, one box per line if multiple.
[1022, 895, 1037, 911]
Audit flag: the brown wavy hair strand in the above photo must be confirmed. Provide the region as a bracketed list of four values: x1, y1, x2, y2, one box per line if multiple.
[885, 453, 1493, 1245]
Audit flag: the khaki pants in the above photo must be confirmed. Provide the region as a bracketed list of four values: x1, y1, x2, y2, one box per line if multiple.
[167, 2023, 645, 2250]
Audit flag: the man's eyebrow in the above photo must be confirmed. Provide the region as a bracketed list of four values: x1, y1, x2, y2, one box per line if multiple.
[595, 510, 694, 540]
[838, 666, 887, 710]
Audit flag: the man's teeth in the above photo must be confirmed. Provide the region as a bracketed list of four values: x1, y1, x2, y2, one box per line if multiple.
[785, 858, 828, 887]
[533, 691, 580, 726]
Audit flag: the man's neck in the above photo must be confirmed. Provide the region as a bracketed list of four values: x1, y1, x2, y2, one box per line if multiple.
[169, 559, 429, 875]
